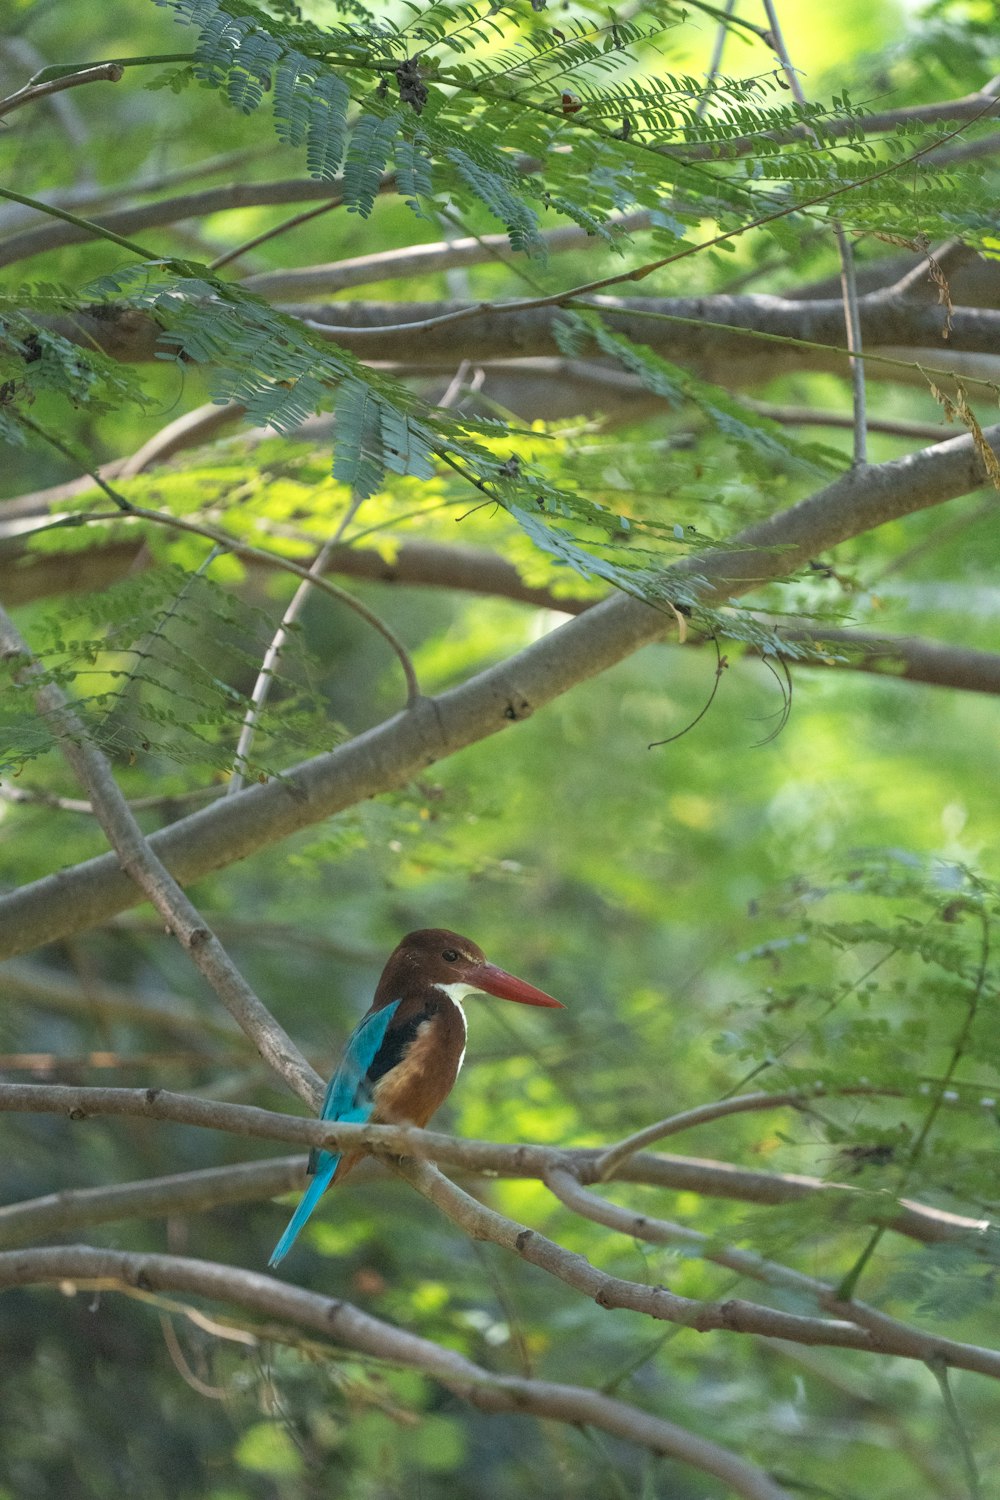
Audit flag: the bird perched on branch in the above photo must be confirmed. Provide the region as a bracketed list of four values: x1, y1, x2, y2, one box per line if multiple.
[269, 927, 564, 1268]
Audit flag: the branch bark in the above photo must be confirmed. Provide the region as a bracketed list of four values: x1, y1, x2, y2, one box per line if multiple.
[28, 289, 1000, 374]
[0, 1245, 792, 1500]
[398, 1159, 1000, 1379]
[1, 422, 997, 959]
[0, 1083, 989, 1249]
[0, 603, 322, 1108]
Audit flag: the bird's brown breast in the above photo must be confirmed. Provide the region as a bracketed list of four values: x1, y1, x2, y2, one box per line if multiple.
[371, 996, 466, 1127]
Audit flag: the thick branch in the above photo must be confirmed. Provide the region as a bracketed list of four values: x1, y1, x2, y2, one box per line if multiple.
[28, 290, 1000, 374]
[0, 176, 395, 269]
[0, 1157, 304, 1246]
[774, 628, 1000, 695]
[0, 1245, 790, 1500]
[0, 1084, 989, 1249]
[398, 1159, 1000, 1380]
[1, 422, 997, 959]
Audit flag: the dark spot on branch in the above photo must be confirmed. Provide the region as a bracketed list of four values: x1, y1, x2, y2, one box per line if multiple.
[145, 1088, 161, 1105]
[515, 1229, 534, 1252]
[503, 698, 532, 721]
[395, 58, 428, 114]
[188, 927, 211, 949]
[68, 1107, 87, 1121]
[595, 1284, 615, 1308]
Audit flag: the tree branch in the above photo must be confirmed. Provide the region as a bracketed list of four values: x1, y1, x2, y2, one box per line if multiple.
[2, 421, 997, 959]
[0, 1157, 304, 1246]
[544, 1167, 1000, 1377]
[0, 1245, 792, 1500]
[0, 176, 397, 269]
[28, 290, 1000, 388]
[0, 603, 322, 1108]
[397, 1159, 1000, 1379]
[0, 1083, 989, 1249]
[667, 80, 1000, 162]
[0, 62, 124, 119]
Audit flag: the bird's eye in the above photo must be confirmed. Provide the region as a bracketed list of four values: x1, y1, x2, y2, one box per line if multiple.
[442, 948, 460, 963]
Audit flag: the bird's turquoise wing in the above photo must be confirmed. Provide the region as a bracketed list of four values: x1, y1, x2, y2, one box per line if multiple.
[269, 1001, 402, 1269]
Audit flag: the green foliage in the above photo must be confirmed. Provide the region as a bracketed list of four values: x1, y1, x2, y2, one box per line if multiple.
[4, 0, 1000, 1497]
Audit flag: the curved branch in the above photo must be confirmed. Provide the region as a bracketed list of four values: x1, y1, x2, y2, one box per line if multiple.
[0, 1245, 791, 1500]
[0, 603, 322, 1109]
[543, 1167, 1000, 1379]
[0, 1083, 989, 1248]
[0, 176, 396, 269]
[595, 1087, 886, 1179]
[2, 421, 997, 960]
[0, 61, 124, 118]
[0, 1157, 304, 1246]
[397, 1159, 1000, 1380]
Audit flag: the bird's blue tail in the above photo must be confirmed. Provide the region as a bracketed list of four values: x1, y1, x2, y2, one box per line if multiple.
[268, 1154, 339, 1268]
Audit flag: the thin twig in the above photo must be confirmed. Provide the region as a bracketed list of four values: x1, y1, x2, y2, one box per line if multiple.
[0, 186, 155, 260]
[695, 0, 737, 121]
[760, 1, 868, 462]
[0, 604, 322, 1109]
[0, 61, 124, 119]
[229, 496, 363, 794]
[595, 1085, 891, 1180]
[209, 193, 346, 273]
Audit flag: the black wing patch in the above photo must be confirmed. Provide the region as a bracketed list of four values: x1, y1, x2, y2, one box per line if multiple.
[366, 1008, 431, 1084]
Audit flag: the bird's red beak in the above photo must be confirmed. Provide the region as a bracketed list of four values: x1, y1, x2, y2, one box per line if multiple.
[470, 962, 564, 1008]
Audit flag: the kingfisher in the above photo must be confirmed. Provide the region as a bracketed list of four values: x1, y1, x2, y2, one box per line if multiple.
[268, 927, 563, 1268]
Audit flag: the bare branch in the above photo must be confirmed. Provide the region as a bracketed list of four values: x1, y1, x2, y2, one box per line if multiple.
[747, 402, 953, 441]
[0, 62, 124, 119]
[229, 495, 363, 794]
[544, 1168, 1000, 1378]
[0, 1157, 304, 1246]
[759, 0, 867, 463]
[0, 1246, 793, 1500]
[0, 602, 322, 1108]
[240, 212, 653, 301]
[595, 1087, 889, 1179]
[398, 1159, 1000, 1379]
[0, 1083, 988, 1249]
[0, 176, 396, 269]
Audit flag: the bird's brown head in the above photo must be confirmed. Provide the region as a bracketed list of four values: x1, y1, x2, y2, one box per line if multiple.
[375, 928, 564, 1008]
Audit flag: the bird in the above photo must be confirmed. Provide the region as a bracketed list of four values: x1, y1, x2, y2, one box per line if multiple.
[268, 927, 563, 1268]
